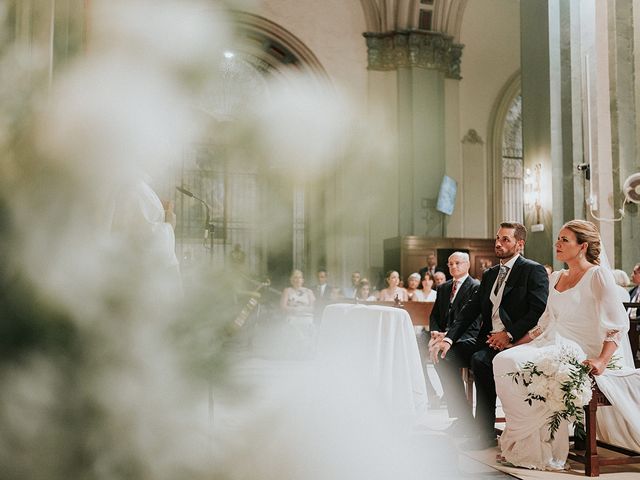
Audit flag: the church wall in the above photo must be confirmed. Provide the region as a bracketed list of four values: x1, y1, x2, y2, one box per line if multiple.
[454, 0, 521, 238]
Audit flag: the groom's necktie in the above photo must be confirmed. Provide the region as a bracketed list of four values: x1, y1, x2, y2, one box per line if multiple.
[493, 265, 509, 295]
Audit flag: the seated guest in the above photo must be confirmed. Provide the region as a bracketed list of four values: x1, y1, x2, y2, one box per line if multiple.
[428, 252, 480, 430]
[629, 263, 640, 363]
[342, 271, 361, 299]
[313, 268, 333, 320]
[411, 272, 441, 407]
[355, 279, 377, 301]
[313, 268, 332, 300]
[281, 269, 315, 330]
[278, 270, 316, 356]
[433, 271, 447, 289]
[612, 269, 631, 302]
[419, 253, 445, 283]
[329, 286, 344, 301]
[406, 272, 424, 301]
[420, 272, 437, 302]
[377, 270, 408, 301]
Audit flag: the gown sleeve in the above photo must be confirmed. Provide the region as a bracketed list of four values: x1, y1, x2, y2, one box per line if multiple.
[528, 271, 559, 339]
[591, 266, 629, 345]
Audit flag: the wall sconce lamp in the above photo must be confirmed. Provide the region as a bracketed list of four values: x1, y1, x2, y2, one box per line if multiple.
[524, 163, 544, 231]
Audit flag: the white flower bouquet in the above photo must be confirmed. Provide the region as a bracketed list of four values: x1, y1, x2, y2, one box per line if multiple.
[506, 344, 594, 440]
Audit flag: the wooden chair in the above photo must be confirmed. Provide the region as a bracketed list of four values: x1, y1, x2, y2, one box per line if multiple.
[568, 380, 640, 476]
[567, 313, 640, 476]
[462, 367, 474, 406]
[460, 367, 506, 433]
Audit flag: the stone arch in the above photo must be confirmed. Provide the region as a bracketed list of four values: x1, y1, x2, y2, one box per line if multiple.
[177, 12, 333, 282]
[231, 11, 330, 85]
[432, 0, 468, 42]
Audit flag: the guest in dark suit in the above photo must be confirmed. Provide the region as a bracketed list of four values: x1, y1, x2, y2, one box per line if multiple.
[629, 263, 640, 308]
[628, 263, 640, 363]
[313, 268, 332, 300]
[428, 252, 480, 423]
[419, 253, 446, 283]
[431, 222, 549, 450]
[313, 268, 332, 320]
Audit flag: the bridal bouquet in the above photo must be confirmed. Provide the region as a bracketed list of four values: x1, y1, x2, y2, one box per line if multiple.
[506, 344, 594, 440]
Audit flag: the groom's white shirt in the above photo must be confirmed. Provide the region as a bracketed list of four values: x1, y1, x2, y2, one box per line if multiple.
[490, 253, 519, 335]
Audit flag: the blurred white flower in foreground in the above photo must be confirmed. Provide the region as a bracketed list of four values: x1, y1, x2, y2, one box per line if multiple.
[0, 1, 438, 480]
[253, 80, 356, 178]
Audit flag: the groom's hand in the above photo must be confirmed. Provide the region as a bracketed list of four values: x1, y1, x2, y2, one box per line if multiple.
[486, 331, 510, 350]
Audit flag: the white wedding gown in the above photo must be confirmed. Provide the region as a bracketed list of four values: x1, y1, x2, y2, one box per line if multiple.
[494, 266, 640, 470]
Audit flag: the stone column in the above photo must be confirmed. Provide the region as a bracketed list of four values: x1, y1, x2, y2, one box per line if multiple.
[520, 0, 554, 264]
[10, 0, 87, 78]
[363, 30, 463, 248]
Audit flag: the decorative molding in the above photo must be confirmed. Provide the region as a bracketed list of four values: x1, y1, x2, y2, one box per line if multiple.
[363, 30, 463, 79]
[461, 129, 484, 144]
[502, 157, 523, 179]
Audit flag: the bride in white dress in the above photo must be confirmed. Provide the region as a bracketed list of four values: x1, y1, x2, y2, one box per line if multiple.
[493, 220, 640, 470]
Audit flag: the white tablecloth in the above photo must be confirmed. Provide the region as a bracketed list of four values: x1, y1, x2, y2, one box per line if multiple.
[317, 303, 428, 418]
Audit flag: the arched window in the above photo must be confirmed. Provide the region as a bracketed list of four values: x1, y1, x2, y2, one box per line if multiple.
[501, 95, 523, 223]
[173, 13, 329, 286]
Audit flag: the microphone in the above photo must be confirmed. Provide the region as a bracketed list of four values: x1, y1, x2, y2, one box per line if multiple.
[176, 186, 195, 198]
[175, 185, 212, 242]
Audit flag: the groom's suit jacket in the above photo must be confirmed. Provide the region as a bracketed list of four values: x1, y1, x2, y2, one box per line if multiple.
[446, 255, 549, 344]
[430, 276, 480, 341]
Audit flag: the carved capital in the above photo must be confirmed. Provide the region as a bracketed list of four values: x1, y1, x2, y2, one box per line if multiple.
[363, 30, 464, 79]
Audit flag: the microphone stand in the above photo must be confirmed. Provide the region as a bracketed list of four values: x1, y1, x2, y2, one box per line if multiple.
[176, 186, 215, 264]
[176, 186, 216, 452]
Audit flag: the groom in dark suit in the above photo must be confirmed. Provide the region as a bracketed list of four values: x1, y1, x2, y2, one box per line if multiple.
[429, 252, 480, 422]
[432, 222, 549, 450]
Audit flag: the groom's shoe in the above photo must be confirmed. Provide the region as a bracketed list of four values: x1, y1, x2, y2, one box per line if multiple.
[459, 434, 498, 451]
[573, 437, 586, 451]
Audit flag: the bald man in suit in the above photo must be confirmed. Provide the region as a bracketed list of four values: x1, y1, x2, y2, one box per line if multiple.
[429, 252, 480, 425]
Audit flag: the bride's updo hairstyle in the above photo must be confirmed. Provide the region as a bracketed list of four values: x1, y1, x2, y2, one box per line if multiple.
[562, 220, 601, 265]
